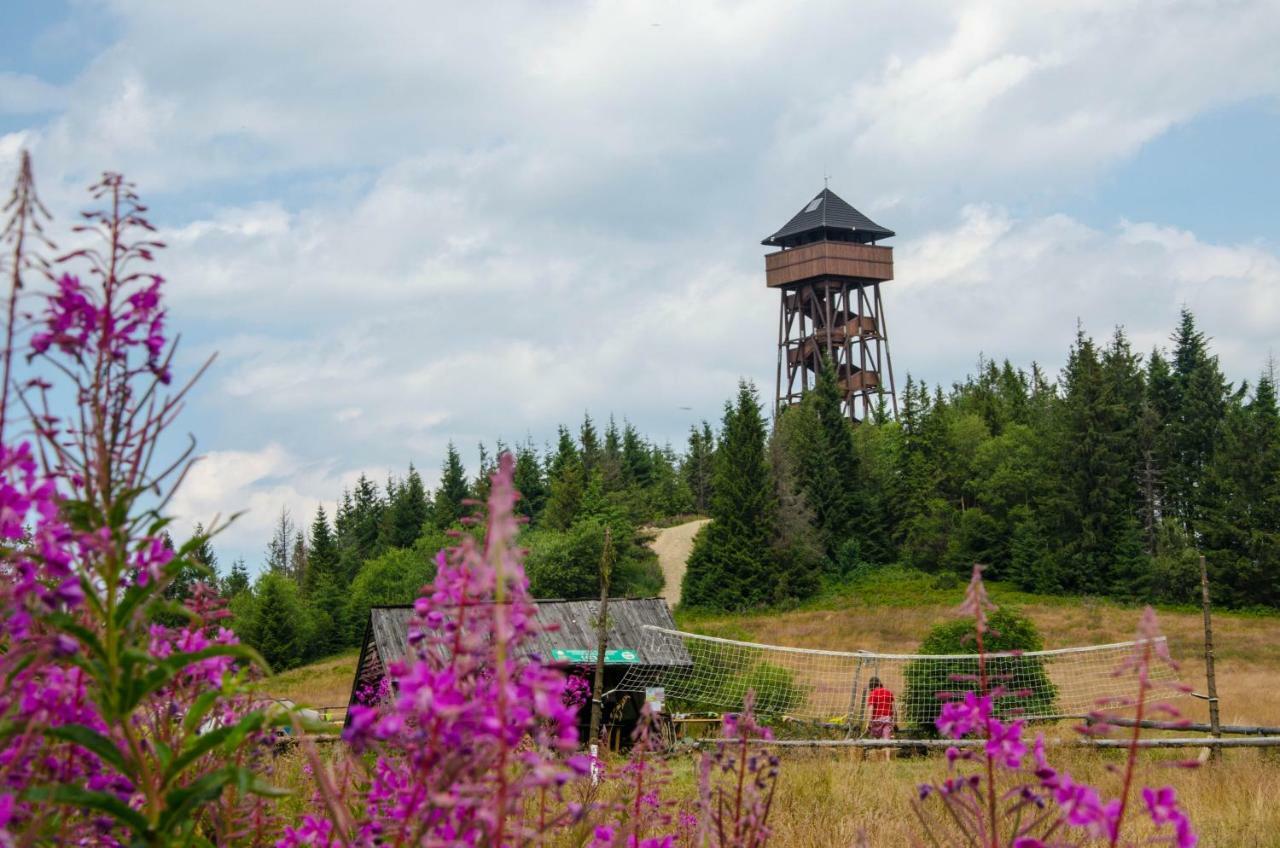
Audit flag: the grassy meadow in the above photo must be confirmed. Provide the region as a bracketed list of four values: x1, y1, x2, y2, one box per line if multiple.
[267, 568, 1280, 845]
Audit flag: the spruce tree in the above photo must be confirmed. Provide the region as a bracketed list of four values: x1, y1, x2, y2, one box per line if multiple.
[543, 457, 585, 531]
[253, 572, 303, 671]
[349, 475, 385, 565]
[682, 381, 777, 610]
[621, 422, 653, 488]
[306, 505, 339, 595]
[513, 442, 548, 521]
[1140, 348, 1178, 554]
[579, 414, 601, 480]
[682, 422, 715, 514]
[265, 507, 294, 575]
[472, 442, 498, 505]
[290, 531, 308, 586]
[1167, 309, 1228, 535]
[601, 417, 625, 492]
[223, 558, 250, 597]
[165, 523, 217, 601]
[547, 427, 578, 481]
[1099, 328, 1148, 592]
[433, 443, 469, 530]
[1049, 330, 1146, 594]
[1202, 370, 1280, 605]
[768, 415, 825, 595]
[649, 443, 692, 517]
[793, 359, 886, 563]
[383, 464, 431, 549]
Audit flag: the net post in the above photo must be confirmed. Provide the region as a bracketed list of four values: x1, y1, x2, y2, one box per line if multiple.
[1200, 553, 1222, 758]
[844, 658, 865, 739]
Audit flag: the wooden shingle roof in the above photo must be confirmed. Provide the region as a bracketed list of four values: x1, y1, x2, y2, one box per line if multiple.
[348, 598, 690, 710]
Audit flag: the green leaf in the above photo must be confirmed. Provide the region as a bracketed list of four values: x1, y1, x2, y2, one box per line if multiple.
[114, 582, 160, 630]
[24, 784, 151, 836]
[155, 739, 173, 773]
[3, 652, 38, 687]
[181, 690, 222, 735]
[156, 766, 244, 834]
[120, 644, 266, 713]
[162, 711, 268, 786]
[45, 724, 130, 774]
[56, 497, 102, 533]
[246, 775, 291, 798]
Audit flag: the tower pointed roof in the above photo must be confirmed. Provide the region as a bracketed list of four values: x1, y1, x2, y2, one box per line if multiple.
[762, 188, 894, 247]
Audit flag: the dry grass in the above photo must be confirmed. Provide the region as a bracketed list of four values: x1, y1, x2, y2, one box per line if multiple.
[683, 572, 1280, 728]
[262, 650, 359, 709]
[266, 572, 1280, 844]
[750, 747, 1280, 846]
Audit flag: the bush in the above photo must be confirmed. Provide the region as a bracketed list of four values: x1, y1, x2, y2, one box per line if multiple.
[668, 654, 804, 719]
[1149, 548, 1201, 604]
[903, 608, 1056, 734]
[523, 516, 662, 600]
[345, 544, 439, 642]
[832, 537, 869, 579]
[732, 662, 805, 716]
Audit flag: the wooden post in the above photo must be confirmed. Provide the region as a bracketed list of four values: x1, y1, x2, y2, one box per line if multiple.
[1200, 553, 1222, 756]
[588, 527, 615, 746]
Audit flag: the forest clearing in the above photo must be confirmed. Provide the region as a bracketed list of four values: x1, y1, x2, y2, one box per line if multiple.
[267, 544, 1280, 846]
[7, 3, 1280, 845]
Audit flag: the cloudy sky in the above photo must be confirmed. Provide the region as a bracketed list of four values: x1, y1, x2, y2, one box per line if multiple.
[3, 0, 1278, 569]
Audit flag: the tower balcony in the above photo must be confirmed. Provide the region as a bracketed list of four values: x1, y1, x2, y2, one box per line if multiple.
[765, 241, 894, 288]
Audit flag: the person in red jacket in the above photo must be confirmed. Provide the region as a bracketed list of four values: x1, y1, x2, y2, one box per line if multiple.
[864, 676, 897, 761]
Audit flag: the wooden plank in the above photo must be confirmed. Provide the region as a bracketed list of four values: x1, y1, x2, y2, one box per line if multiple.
[765, 241, 894, 288]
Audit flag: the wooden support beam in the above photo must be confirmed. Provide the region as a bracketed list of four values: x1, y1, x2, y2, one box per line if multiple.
[707, 735, 1280, 750]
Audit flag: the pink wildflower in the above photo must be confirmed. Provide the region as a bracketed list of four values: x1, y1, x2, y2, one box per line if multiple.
[984, 717, 1026, 769]
[936, 690, 991, 739]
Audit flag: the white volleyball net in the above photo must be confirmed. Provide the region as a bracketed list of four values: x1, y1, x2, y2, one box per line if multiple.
[616, 626, 1184, 733]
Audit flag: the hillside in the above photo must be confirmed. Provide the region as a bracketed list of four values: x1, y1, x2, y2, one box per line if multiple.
[268, 551, 1277, 728]
[651, 517, 710, 606]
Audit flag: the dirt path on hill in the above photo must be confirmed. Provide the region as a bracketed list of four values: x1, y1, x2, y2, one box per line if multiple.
[649, 518, 710, 607]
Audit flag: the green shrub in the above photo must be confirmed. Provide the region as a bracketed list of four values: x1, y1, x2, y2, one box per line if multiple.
[732, 661, 805, 716]
[345, 545, 438, 643]
[523, 516, 663, 600]
[903, 608, 1056, 734]
[668, 658, 804, 718]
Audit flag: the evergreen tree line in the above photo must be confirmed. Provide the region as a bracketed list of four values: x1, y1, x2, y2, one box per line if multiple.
[195, 308, 1278, 665]
[215, 417, 716, 671]
[681, 309, 1280, 611]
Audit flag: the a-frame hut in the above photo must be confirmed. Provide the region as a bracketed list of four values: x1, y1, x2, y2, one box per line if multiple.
[347, 598, 691, 743]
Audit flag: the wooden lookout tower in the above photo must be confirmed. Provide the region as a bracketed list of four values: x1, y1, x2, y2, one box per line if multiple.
[764, 188, 898, 422]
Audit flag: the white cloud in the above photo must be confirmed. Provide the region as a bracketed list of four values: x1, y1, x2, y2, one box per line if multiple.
[0, 73, 66, 115]
[7, 0, 1271, 209]
[169, 443, 388, 562]
[6, 0, 1280, 567]
[895, 208, 1280, 383]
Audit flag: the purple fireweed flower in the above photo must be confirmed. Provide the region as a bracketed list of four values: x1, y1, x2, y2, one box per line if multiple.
[307, 454, 589, 846]
[278, 816, 344, 848]
[1143, 786, 1197, 848]
[958, 563, 995, 634]
[936, 690, 991, 739]
[984, 717, 1026, 769]
[130, 536, 174, 587]
[915, 565, 1199, 848]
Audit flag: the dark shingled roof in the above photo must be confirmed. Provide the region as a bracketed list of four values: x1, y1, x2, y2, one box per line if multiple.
[763, 188, 894, 247]
[348, 598, 690, 711]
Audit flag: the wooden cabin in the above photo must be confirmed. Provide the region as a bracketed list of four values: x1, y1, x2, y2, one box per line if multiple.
[347, 598, 691, 744]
